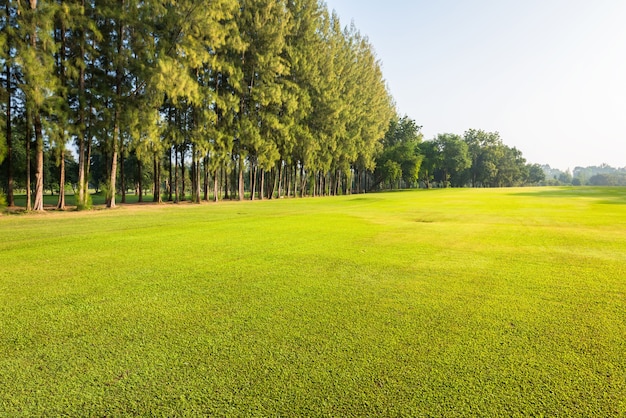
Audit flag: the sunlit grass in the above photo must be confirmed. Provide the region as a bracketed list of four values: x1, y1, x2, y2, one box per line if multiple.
[1, 187, 625, 415]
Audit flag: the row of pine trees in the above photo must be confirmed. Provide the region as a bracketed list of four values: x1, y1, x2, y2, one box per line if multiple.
[1, 0, 395, 210]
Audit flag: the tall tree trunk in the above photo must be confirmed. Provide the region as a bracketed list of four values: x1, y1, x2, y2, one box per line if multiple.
[299, 164, 305, 198]
[107, 0, 125, 209]
[292, 165, 297, 198]
[212, 168, 219, 202]
[277, 161, 284, 198]
[85, 136, 92, 197]
[203, 155, 209, 201]
[174, 145, 179, 202]
[291, 166, 296, 198]
[152, 152, 161, 202]
[76, 0, 87, 209]
[5, 51, 14, 207]
[77, 126, 86, 207]
[190, 153, 195, 202]
[107, 129, 118, 208]
[55, 12, 68, 210]
[259, 169, 265, 200]
[56, 150, 66, 210]
[192, 147, 200, 203]
[238, 154, 244, 201]
[315, 172, 319, 197]
[315, 172, 320, 197]
[32, 114, 44, 211]
[25, 108, 32, 210]
[337, 171, 341, 195]
[250, 164, 257, 201]
[223, 164, 229, 200]
[137, 158, 143, 203]
[271, 167, 279, 199]
[29, 0, 44, 212]
[266, 169, 272, 199]
[231, 161, 237, 199]
[167, 146, 173, 201]
[5, 11, 14, 207]
[195, 159, 200, 203]
[120, 149, 126, 203]
[180, 146, 185, 201]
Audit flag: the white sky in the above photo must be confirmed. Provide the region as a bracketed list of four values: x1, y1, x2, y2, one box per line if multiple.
[323, 0, 626, 170]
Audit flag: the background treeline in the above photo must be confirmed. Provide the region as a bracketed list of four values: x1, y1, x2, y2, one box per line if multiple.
[0, 1, 553, 211]
[372, 119, 545, 190]
[542, 164, 626, 187]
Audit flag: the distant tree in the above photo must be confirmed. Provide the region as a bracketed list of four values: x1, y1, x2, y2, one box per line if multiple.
[381, 160, 401, 189]
[526, 163, 545, 184]
[434, 133, 470, 187]
[418, 140, 439, 189]
[494, 146, 526, 187]
[375, 116, 423, 189]
[588, 173, 626, 186]
[558, 170, 572, 185]
[463, 129, 501, 187]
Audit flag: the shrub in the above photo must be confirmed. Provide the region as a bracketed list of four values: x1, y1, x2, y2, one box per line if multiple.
[76, 193, 93, 211]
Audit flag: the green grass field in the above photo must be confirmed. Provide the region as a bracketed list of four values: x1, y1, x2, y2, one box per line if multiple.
[1, 187, 625, 416]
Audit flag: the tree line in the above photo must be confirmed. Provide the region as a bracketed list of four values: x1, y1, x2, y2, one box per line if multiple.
[1, 1, 546, 211]
[373, 118, 545, 190]
[1, 0, 395, 210]
[543, 164, 626, 186]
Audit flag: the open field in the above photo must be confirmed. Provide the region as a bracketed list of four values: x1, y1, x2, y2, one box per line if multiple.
[1, 187, 625, 416]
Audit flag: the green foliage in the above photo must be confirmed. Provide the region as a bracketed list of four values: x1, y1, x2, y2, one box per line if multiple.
[2, 0, 564, 204]
[589, 173, 626, 186]
[75, 192, 92, 211]
[434, 133, 470, 187]
[375, 116, 423, 189]
[1, 188, 625, 415]
[381, 159, 402, 188]
[399, 128, 539, 189]
[527, 163, 546, 184]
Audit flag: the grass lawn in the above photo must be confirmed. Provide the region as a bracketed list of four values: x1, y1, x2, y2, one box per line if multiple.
[1, 187, 625, 416]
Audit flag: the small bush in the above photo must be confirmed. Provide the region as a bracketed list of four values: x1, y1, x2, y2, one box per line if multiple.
[76, 193, 93, 211]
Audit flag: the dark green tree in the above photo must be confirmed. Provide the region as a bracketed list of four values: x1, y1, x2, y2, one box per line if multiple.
[18, 0, 58, 211]
[434, 133, 470, 187]
[375, 116, 423, 190]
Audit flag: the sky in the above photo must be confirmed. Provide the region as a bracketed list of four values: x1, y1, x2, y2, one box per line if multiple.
[323, 0, 626, 170]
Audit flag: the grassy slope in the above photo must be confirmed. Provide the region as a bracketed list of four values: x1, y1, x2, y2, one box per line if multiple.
[1, 187, 625, 416]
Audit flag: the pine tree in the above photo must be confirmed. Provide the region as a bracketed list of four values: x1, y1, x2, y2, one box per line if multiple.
[1, 2, 17, 205]
[51, 0, 84, 209]
[235, 0, 291, 200]
[71, 0, 100, 209]
[282, 0, 322, 197]
[349, 30, 394, 193]
[17, 0, 58, 211]
[88, 0, 137, 208]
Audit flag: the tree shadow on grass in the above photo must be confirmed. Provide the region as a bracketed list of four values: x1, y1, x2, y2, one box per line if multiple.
[512, 187, 626, 205]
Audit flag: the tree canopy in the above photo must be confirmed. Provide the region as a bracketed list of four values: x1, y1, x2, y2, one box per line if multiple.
[1, 1, 554, 209]
[1, 0, 394, 208]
